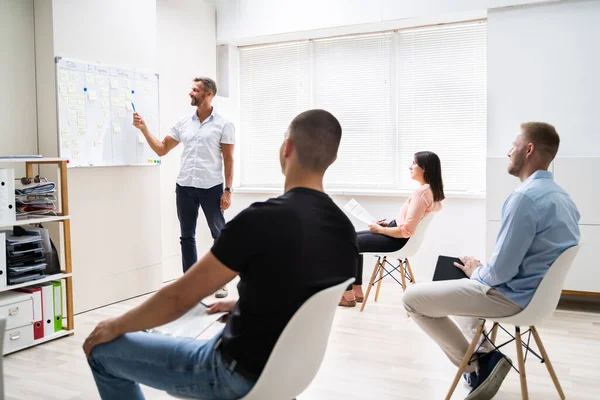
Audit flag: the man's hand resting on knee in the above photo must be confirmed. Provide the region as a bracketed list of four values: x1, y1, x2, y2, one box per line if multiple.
[207, 300, 237, 323]
[454, 256, 483, 278]
[83, 318, 123, 357]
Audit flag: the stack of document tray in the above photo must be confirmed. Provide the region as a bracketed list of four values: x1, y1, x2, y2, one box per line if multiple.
[3, 230, 47, 285]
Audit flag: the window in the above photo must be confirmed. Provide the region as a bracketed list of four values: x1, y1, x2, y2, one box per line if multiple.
[396, 23, 487, 193]
[239, 21, 487, 193]
[239, 42, 310, 187]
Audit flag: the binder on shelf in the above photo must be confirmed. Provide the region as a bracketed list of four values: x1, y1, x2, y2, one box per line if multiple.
[51, 281, 63, 332]
[0, 169, 16, 225]
[35, 283, 55, 337]
[16, 287, 44, 339]
[0, 232, 6, 287]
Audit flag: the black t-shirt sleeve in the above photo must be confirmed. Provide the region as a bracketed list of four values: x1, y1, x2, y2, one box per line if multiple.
[211, 206, 265, 274]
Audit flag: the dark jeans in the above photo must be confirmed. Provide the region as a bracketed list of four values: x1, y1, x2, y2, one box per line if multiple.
[350, 220, 409, 290]
[176, 183, 226, 273]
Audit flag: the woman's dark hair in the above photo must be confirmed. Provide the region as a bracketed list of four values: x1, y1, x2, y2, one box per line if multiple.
[414, 151, 445, 202]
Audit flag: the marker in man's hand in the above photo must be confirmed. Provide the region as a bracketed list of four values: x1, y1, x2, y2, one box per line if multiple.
[131, 102, 136, 113]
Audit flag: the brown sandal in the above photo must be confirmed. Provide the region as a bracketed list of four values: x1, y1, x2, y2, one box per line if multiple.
[338, 297, 357, 307]
[353, 287, 364, 303]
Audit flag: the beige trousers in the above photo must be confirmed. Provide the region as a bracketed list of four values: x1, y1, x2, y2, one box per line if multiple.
[403, 278, 522, 373]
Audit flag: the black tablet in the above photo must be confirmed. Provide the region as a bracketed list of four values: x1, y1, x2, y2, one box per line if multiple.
[432, 255, 469, 281]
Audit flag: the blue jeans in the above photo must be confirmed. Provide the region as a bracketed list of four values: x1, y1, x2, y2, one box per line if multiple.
[176, 183, 226, 273]
[88, 332, 255, 400]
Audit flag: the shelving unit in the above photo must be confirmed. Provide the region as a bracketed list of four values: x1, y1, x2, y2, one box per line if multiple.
[0, 157, 74, 354]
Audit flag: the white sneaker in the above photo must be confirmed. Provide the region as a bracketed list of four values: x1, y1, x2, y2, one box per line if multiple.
[215, 286, 228, 298]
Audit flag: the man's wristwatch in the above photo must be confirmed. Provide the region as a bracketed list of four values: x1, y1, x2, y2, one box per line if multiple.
[224, 187, 232, 193]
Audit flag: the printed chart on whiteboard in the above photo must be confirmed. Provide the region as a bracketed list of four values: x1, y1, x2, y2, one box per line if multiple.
[55, 57, 161, 168]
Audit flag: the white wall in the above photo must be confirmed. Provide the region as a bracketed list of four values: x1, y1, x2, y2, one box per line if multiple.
[487, 0, 600, 293]
[217, 0, 551, 44]
[0, 0, 37, 161]
[33, 0, 163, 313]
[157, 0, 217, 282]
[487, 0, 600, 158]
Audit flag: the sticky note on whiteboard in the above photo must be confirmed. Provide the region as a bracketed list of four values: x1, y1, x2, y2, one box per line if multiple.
[69, 71, 78, 82]
[113, 123, 121, 133]
[118, 108, 126, 119]
[60, 94, 68, 103]
[61, 128, 70, 136]
[68, 83, 77, 93]
[110, 78, 119, 88]
[98, 76, 106, 86]
[126, 103, 133, 111]
[138, 134, 145, 144]
[60, 70, 69, 81]
[88, 90, 97, 101]
[85, 73, 95, 84]
[102, 110, 110, 119]
[94, 137, 103, 146]
[68, 117, 77, 126]
[78, 127, 87, 136]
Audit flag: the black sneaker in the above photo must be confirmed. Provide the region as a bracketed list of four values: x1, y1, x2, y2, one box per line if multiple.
[465, 351, 512, 400]
[463, 371, 479, 388]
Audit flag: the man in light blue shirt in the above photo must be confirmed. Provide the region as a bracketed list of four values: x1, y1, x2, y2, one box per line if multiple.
[403, 122, 580, 400]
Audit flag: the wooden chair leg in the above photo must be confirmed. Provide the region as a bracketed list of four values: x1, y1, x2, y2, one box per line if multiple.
[531, 326, 565, 399]
[405, 258, 416, 284]
[399, 259, 408, 292]
[374, 257, 385, 301]
[360, 257, 381, 312]
[445, 320, 485, 400]
[515, 327, 529, 400]
[490, 323, 499, 345]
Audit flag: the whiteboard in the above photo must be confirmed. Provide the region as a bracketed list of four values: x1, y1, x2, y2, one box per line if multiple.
[55, 57, 161, 168]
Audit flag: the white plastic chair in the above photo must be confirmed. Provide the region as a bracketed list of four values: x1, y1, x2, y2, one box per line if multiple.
[171, 278, 354, 400]
[445, 245, 580, 400]
[360, 213, 436, 312]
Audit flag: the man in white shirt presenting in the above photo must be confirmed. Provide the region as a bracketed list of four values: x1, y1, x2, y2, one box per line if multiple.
[133, 77, 234, 298]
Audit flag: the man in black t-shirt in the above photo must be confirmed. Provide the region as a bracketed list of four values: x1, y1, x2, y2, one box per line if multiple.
[83, 109, 359, 400]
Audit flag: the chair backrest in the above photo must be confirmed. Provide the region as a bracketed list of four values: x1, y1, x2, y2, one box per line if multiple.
[396, 212, 436, 258]
[494, 245, 580, 327]
[241, 278, 355, 400]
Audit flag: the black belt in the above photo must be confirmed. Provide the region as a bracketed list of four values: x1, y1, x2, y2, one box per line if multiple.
[215, 338, 260, 381]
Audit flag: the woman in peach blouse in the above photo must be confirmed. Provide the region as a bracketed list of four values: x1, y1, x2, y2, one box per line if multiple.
[340, 151, 445, 307]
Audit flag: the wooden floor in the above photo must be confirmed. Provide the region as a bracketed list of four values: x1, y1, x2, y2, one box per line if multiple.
[5, 279, 600, 399]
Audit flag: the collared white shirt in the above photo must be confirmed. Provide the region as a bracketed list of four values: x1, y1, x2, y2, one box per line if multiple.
[168, 108, 235, 189]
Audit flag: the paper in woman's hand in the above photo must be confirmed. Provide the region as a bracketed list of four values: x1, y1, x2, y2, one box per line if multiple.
[343, 198, 377, 225]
